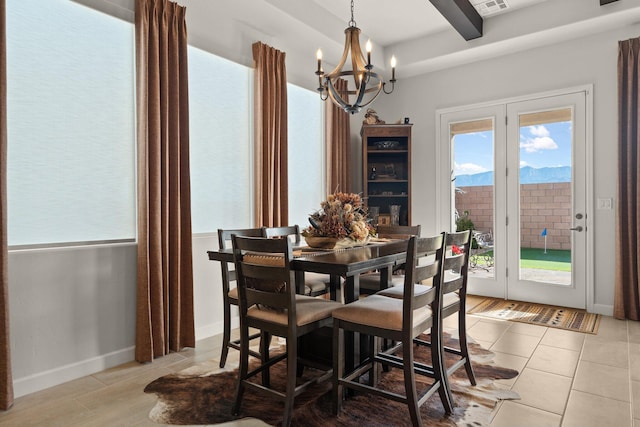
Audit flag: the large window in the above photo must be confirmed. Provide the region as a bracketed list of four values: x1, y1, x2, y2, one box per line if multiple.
[6, 0, 135, 247]
[287, 84, 324, 228]
[188, 47, 252, 233]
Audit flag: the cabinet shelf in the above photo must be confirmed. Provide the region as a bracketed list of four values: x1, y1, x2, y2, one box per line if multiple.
[367, 150, 408, 154]
[362, 124, 412, 225]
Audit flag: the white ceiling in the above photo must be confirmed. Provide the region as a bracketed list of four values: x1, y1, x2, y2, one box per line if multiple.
[310, 0, 549, 46]
[180, 0, 640, 82]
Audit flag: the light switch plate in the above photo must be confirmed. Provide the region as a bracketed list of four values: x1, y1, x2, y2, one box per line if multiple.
[597, 198, 612, 210]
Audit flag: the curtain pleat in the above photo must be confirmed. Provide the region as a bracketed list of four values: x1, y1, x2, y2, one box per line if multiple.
[614, 37, 640, 320]
[253, 42, 288, 228]
[0, 0, 14, 410]
[135, 0, 195, 362]
[326, 78, 351, 193]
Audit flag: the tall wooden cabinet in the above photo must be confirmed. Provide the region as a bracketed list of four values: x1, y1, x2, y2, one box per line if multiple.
[361, 124, 412, 226]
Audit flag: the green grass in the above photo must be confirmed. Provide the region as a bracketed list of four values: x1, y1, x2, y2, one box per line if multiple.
[520, 248, 571, 271]
[472, 248, 571, 271]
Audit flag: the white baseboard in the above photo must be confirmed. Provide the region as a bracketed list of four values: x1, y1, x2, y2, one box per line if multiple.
[13, 346, 135, 398]
[592, 303, 613, 317]
[195, 317, 239, 341]
[14, 315, 240, 399]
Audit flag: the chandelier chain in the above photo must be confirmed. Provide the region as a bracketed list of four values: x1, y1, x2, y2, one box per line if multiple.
[349, 0, 356, 28]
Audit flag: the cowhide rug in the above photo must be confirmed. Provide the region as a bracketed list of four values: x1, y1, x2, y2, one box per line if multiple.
[144, 333, 519, 426]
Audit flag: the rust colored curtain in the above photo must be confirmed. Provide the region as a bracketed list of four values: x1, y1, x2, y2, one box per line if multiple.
[0, 0, 13, 410]
[253, 42, 288, 228]
[134, 0, 195, 361]
[326, 78, 351, 193]
[615, 37, 640, 320]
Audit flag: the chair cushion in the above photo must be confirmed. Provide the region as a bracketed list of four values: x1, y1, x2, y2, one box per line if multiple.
[331, 295, 431, 331]
[304, 272, 330, 293]
[375, 283, 433, 299]
[232, 283, 316, 298]
[247, 295, 341, 327]
[442, 292, 460, 310]
[376, 286, 459, 309]
[358, 272, 405, 291]
[228, 287, 238, 301]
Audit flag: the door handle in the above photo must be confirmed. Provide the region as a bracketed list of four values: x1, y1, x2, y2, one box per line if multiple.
[570, 226, 583, 232]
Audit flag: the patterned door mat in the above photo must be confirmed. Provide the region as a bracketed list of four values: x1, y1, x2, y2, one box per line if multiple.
[468, 298, 600, 334]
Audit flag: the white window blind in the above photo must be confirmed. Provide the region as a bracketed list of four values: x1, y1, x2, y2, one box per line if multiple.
[188, 47, 252, 233]
[6, 0, 136, 247]
[287, 84, 325, 229]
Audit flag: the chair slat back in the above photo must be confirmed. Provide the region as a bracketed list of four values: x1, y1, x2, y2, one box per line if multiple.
[402, 233, 446, 330]
[232, 235, 296, 315]
[262, 225, 302, 244]
[217, 228, 264, 288]
[443, 230, 472, 296]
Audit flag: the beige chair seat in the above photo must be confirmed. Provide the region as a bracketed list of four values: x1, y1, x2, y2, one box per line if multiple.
[357, 225, 421, 294]
[359, 272, 405, 292]
[332, 294, 431, 331]
[377, 285, 459, 309]
[248, 295, 341, 326]
[228, 286, 238, 301]
[304, 272, 331, 294]
[229, 284, 317, 299]
[376, 283, 433, 299]
[262, 225, 332, 297]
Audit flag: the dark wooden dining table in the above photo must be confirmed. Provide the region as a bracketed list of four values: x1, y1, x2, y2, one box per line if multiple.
[207, 239, 409, 302]
[207, 238, 410, 370]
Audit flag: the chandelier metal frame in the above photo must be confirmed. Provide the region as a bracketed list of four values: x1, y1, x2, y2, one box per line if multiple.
[315, 0, 396, 114]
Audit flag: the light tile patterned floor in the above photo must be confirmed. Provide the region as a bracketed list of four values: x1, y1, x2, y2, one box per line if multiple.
[0, 295, 638, 426]
[458, 296, 638, 427]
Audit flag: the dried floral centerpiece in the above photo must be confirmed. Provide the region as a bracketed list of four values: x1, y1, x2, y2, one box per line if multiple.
[302, 191, 376, 249]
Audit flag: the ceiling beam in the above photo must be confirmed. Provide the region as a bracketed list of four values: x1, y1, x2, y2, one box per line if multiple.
[600, 0, 619, 5]
[429, 0, 483, 41]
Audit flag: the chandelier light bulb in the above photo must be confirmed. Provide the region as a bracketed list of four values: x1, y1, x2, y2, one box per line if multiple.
[316, 49, 322, 73]
[390, 55, 396, 81]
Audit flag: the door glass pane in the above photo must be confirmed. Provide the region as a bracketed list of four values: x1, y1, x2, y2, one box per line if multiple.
[517, 109, 572, 285]
[451, 119, 495, 279]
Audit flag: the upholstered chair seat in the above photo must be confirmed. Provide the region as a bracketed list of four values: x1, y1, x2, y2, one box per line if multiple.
[331, 294, 432, 331]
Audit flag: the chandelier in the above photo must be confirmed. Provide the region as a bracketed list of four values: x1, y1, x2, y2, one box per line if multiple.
[315, 0, 396, 115]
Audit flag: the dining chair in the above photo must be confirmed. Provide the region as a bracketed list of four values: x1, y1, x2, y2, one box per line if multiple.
[377, 230, 476, 405]
[217, 227, 264, 368]
[331, 234, 453, 426]
[359, 224, 421, 294]
[262, 225, 331, 297]
[419, 230, 476, 389]
[231, 235, 341, 427]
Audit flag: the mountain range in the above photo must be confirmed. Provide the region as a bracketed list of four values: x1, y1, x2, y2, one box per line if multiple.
[454, 166, 571, 187]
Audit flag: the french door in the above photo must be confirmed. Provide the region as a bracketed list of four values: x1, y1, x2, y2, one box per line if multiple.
[438, 88, 591, 309]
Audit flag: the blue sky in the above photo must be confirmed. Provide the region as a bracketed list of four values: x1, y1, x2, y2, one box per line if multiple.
[454, 121, 572, 176]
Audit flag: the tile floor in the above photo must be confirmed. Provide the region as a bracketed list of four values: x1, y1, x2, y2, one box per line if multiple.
[0, 295, 638, 426]
[461, 295, 638, 427]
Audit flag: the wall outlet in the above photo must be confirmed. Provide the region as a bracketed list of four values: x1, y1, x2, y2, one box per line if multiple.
[597, 198, 613, 210]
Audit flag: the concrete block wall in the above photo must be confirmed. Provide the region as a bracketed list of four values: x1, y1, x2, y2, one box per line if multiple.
[455, 183, 571, 250]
